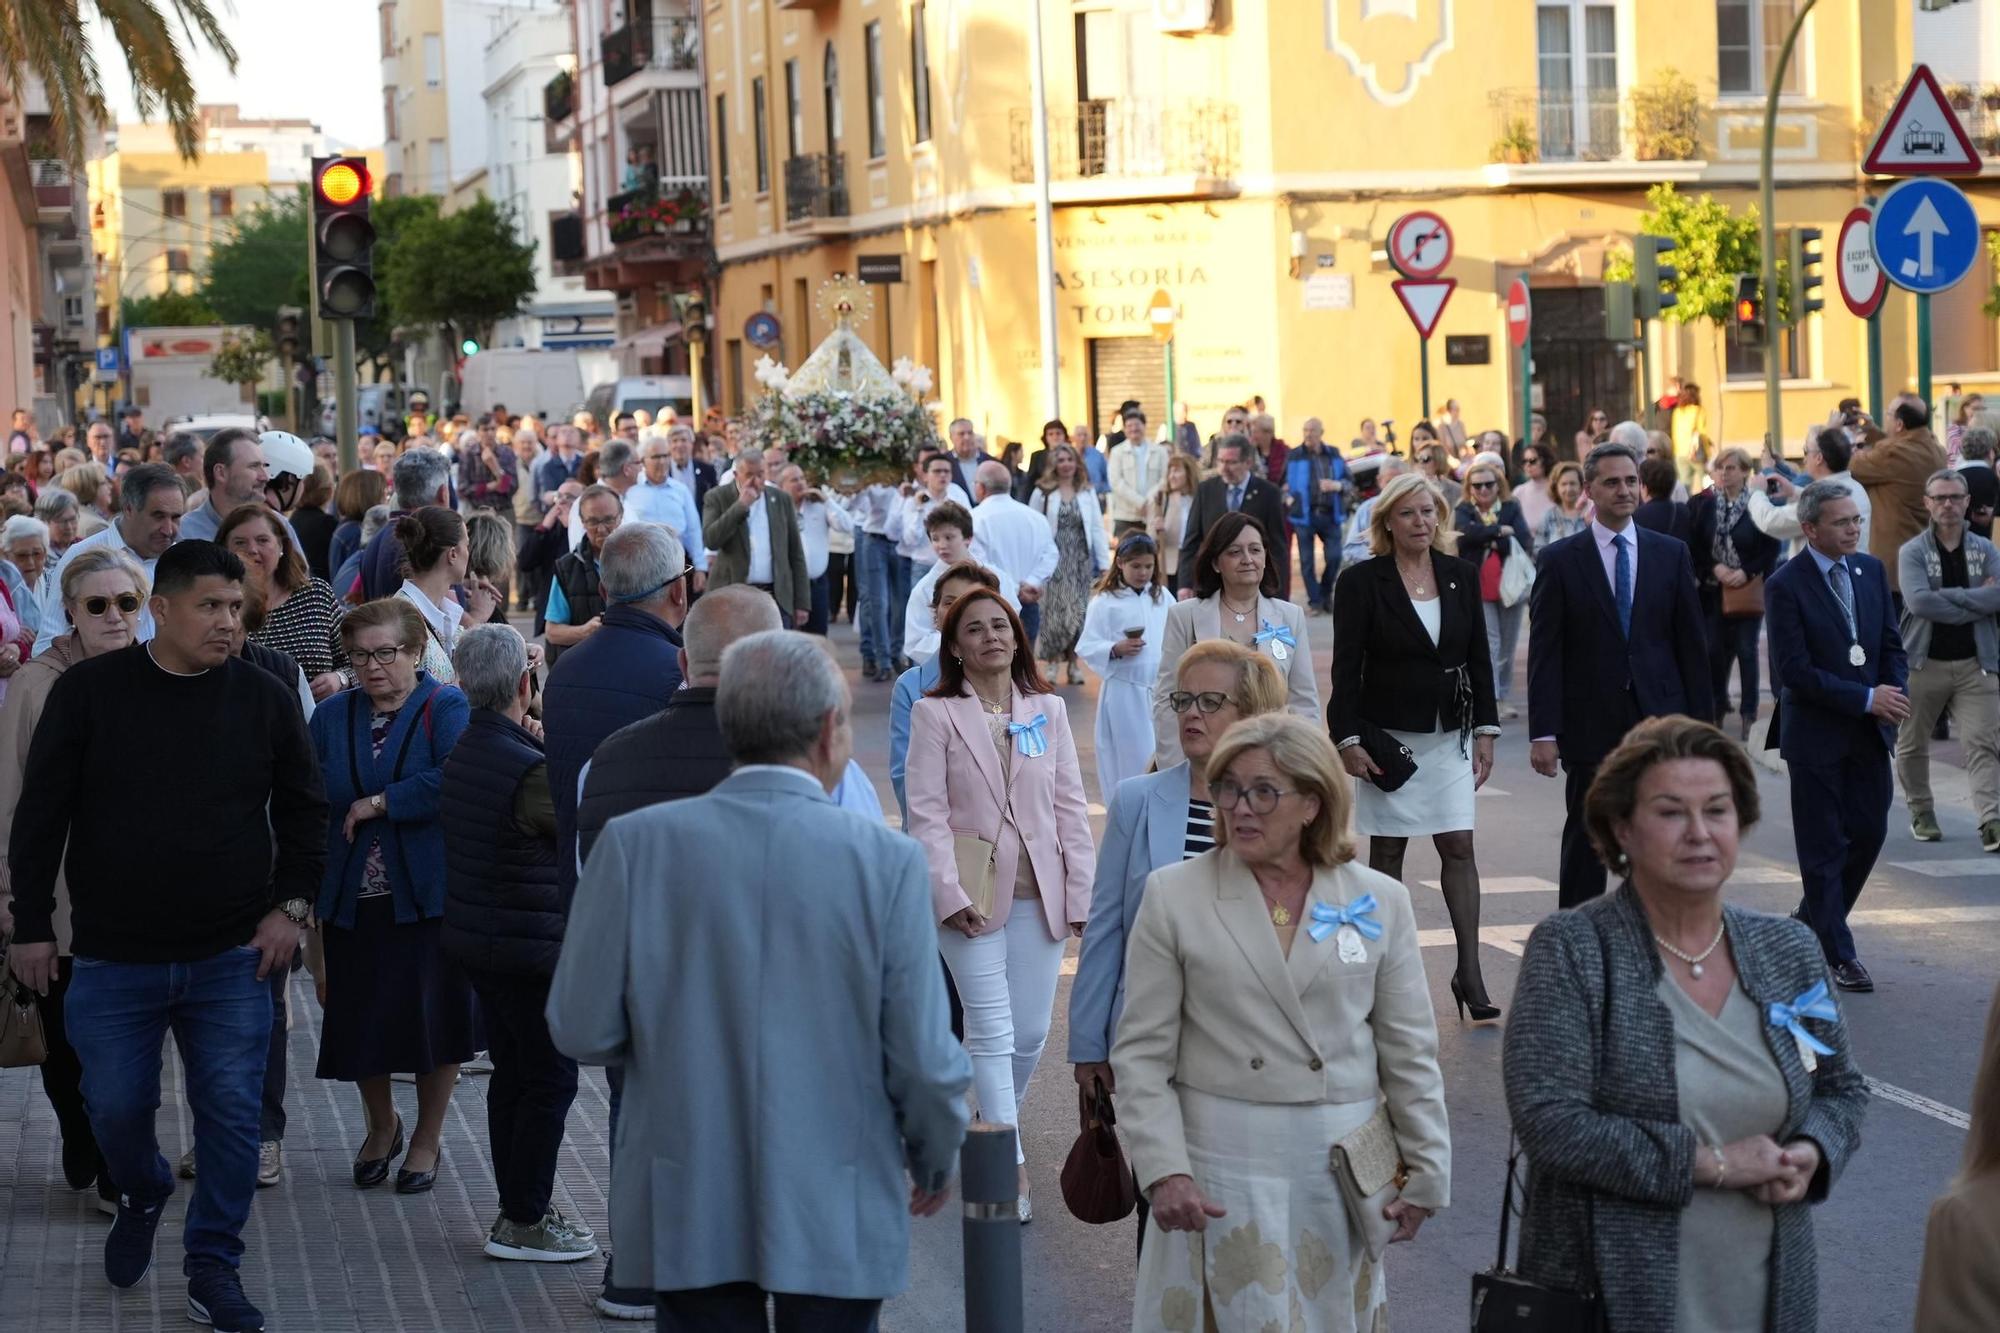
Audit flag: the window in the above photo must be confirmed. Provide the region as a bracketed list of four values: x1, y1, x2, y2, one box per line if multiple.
[716, 93, 731, 204]
[165, 248, 192, 273]
[423, 33, 443, 88]
[864, 21, 887, 160]
[162, 190, 186, 219]
[912, 2, 933, 144]
[383, 86, 399, 140]
[726, 338, 744, 414]
[209, 188, 233, 218]
[427, 139, 447, 193]
[752, 77, 770, 193]
[823, 43, 842, 151]
[785, 59, 803, 158]
[380, 1, 396, 58]
[1536, 3, 1618, 160]
[1717, 0, 1803, 97]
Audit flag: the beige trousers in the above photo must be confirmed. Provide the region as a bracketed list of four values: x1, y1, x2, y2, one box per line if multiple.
[1894, 657, 2000, 824]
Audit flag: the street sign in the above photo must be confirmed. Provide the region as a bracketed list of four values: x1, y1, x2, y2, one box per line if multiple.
[92, 345, 119, 384]
[1392, 278, 1456, 339]
[1506, 278, 1532, 348]
[1836, 206, 1888, 318]
[1863, 64, 1981, 176]
[1387, 211, 1453, 279]
[1147, 288, 1177, 342]
[1871, 177, 1981, 294]
[856, 254, 904, 283]
[744, 311, 781, 347]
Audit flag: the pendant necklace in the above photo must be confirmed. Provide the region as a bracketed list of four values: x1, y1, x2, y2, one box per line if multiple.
[1222, 594, 1257, 624]
[1399, 561, 1430, 596]
[1257, 879, 1303, 928]
[974, 688, 1010, 715]
[1655, 922, 1727, 978]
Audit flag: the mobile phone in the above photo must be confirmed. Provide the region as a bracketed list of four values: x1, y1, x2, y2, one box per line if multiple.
[1123, 627, 1144, 639]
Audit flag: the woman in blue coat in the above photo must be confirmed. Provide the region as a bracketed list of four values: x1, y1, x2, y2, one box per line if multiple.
[311, 596, 474, 1195]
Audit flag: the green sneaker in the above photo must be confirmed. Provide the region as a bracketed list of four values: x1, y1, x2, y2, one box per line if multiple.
[1982, 821, 2000, 853]
[1912, 810, 1943, 842]
[483, 1210, 600, 1263]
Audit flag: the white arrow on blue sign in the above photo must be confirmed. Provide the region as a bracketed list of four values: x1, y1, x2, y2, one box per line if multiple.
[1871, 177, 1982, 295]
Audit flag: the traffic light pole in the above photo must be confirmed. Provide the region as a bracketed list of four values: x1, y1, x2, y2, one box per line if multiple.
[1867, 310, 1885, 426]
[335, 321, 359, 474]
[1917, 292, 1933, 413]
[1760, 0, 1817, 458]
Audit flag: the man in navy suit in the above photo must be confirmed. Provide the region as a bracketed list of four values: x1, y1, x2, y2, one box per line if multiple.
[1764, 480, 1910, 993]
[1528, 442, 1713, 907]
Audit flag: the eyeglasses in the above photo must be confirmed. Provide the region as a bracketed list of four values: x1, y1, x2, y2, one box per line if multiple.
[353, 645, 410, 666]
[1209, 778, 1299, 815]
[1469, 480, 1499, 490]
[1924, 492, 1970, 504]
[80, 593, 141, 617]
[582, 514, 622, 530]
[1166, 690, 1229, 715]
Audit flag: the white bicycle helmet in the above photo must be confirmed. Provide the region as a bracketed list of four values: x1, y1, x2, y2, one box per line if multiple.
[259, 430, 315, 483]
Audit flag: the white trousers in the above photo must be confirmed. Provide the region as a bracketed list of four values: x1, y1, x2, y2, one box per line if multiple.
[937, 908, 1066, 1166]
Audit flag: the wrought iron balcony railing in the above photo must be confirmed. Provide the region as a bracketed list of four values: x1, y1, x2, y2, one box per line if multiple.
[784, 152, 849, 223]
[1008, 100, 1240, 183]
[603, 16, 699, 89]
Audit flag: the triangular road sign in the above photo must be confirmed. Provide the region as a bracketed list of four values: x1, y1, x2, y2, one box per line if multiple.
[1391, 278, 1456, 339]
[1863, 64, 1981, 176]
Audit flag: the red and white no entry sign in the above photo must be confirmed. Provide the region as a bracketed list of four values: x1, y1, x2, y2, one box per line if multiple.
[1836, 206, 1887, 319]
[1506, 278, 1532, 348]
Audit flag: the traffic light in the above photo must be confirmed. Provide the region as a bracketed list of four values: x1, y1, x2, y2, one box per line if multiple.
[1635, 234, 1678, 319]
[1788, 227, 1824, 323]
[460, 337, 481, 356]
[274, 306, 302, 362]
[312, 155, 375, 319]
[1603, 281, 1635, 342]
[1732, 273, 1765, 346]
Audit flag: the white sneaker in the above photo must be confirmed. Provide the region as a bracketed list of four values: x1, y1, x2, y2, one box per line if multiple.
[462, 1052, 495, 1075]
[257, 1140, 282, 1188]
[176, 1147, 197, 1179]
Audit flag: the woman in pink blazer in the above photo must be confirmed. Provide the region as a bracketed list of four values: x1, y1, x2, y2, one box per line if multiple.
[906, 588, 1095, 1221]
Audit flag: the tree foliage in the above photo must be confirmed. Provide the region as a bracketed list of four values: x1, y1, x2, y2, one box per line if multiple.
[210, 330, 274, 389]
[200, 189, 311, 327]
[378, 197, 538, 345]
[1604, 182, 1764, 324]
[121, 289, 219, 329]
[0, 0, 238, 164]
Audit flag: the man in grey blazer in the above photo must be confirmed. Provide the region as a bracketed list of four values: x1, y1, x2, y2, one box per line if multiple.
[700, 447, 811, 626]
[546, 631, 970, 1329]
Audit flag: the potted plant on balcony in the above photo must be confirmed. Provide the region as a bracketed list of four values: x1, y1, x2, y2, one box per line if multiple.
[1948, 83, 1977, 112]
[1490, 116, 1538, 165]
[1632, 68, 1702, 162]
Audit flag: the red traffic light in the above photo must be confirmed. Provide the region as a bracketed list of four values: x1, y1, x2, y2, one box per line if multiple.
[1736, 298, 1758, 322]
[317, 160, 369, 206]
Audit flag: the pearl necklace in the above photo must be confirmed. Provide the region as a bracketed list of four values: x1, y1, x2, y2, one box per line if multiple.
[1655, 922, 1727, 978]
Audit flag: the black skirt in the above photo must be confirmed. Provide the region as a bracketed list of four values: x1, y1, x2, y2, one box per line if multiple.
[315, 895, 482, 1081]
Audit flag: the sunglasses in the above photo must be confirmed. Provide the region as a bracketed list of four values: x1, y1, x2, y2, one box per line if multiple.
[354, 645, 410, 666]
[1167, 690, 1230, 715]
[81, 593, 141, 617]
[1470, 480, 1500, 490]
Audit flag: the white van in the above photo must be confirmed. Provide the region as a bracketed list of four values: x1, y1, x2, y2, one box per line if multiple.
[459, 350, 588, 423]
[584, 376, 696, 427]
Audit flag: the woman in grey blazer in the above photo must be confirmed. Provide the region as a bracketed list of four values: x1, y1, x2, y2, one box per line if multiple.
[1504, 716, 1867, 1333]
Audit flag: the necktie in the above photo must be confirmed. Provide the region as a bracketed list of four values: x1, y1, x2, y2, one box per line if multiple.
[1227, 483, 1244, 512]
[1828, 560, 1857, 640]
[1613, 533, 1632, 638]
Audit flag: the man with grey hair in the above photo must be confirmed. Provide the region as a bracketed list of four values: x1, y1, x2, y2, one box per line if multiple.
[1529, 439, 1712, 906]
[548, 629, 971, 1329]
[35, 462, 185, 654]
[970, 459, 1058, 642]
[355, 447, 453, 600]
[1891, 467, 2000, 850]
[945, 416, 992, 501]
[1956, 422, 1997, 539]
[663, 421, 717, 510]
[701, 446, 810, 627]
[161, 431, 203, 489]
[439, 624, 595, 1264]
[1764, 479, 1908, 991]
[1341, 455, 1410, 565]
[1605, 419, 1649, 456]
[1752, 424, 1870, 548]
[566, 438, 642, 553]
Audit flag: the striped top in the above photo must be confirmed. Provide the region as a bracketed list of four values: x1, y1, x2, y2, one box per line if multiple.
[252, 577, 346, 678]
[1183, 799, 1216, 859]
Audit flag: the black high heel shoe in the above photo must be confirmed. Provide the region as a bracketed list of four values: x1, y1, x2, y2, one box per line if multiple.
[353, 1115, 404, 1189]
[1451, 976, 1502, 1024]
[395, 1144, 440, 1195]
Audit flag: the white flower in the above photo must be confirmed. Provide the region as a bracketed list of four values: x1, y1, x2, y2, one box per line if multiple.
[909, 366, 934, 396]
[752, 354, 790, 390]
[890, 356, 916, 386]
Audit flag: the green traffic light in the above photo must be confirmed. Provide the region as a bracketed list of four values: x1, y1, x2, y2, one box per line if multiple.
[460, 339, 480, 356]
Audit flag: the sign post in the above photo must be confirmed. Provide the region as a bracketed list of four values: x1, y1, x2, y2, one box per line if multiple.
[1836, 205, 1888, 423]
[1871, 175, 1981, 412]
[1507, 277, 1532, 450]
[1148, 290, 1177, 451]
[1387, 213, 1455, 424]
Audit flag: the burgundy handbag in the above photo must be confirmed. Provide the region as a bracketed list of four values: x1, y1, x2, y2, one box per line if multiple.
[1059, 1077, 1138, 1224]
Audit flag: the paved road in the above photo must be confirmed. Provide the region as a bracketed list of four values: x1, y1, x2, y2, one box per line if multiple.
[0, 605, 1981, 1330]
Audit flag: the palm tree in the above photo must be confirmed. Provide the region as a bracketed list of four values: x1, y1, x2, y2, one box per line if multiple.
[0, 0, 238, 164]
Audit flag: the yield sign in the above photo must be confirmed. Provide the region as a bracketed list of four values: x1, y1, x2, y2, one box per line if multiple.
[1392, 278, 1455, 339]
[1863, 64, 1981, 176]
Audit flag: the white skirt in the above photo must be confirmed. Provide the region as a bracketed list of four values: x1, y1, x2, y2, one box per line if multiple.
[1350, 726, 1474, 837]
[1131, 1088, 1386, 1333]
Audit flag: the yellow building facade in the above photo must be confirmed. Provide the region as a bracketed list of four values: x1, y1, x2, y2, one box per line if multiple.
[89, 149, 286, 314]
[381, 0, 452, 198]
[703, 0, 2000, 455]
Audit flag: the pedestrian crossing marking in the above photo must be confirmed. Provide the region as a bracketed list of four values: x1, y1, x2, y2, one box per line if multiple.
[1864, 1078, 1971, 1130]
[1885, 858, 2000, 878]
[1420, 876, 1554, 895]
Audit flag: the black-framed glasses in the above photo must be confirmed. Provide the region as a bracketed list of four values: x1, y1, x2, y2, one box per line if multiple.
[353, 645, 410, 666]
[1469, 480, 1500, 490]
[81, 593, 141, 617]
[1166, 690, 1229, 715]
[581, 513, 622, 530]
[1924, 491, 1970, 504]
[1210, 778, 1298, 815]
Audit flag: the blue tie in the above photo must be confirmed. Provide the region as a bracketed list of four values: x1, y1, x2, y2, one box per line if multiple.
[1827, 560, 1857, 640]
[1227, 483, 1244, 512]
[1613, 533, 1633, 638]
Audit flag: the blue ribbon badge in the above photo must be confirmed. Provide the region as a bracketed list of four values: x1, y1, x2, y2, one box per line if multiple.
[1008, 714, 1049, 759]
[1254, 620, 1298, 662]
[1306, 894, 1383, 944]
[1767, 980, 1838, 1059]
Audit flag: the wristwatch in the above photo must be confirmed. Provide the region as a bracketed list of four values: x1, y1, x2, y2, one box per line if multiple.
[278, 898, 312, 927]
[371, 793, 386, 815]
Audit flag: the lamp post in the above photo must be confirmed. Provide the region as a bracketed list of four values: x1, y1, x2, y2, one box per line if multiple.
[1761, 0, 1818, 458]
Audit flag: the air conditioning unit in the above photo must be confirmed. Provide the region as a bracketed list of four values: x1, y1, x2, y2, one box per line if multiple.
[1155, 0, 1215, 35]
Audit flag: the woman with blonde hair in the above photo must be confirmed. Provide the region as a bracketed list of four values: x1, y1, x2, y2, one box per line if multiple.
[1117, 713, 1448, 1331]
[1916, 981, 2000, 1329]
[1027, 441, 1108, 683]
[1690, 445, 1780, 741]
[1149, 452, 1201, 595]
[1453, 458, 1533, 719]
[54, 462, 113, 526]
[1534, 460, 1591, 554]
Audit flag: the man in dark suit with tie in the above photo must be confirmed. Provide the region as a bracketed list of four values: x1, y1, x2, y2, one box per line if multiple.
[1178, 434, 1288, 597]
[1764, 480, 1910, 993]
[1528, 441, 1713, 907]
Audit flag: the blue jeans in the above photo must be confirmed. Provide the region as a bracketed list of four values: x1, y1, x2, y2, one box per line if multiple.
[66, 945, 272, 1275]
[858, 534, 898, 666]
[888, 553, 913, 658]
[1295, 512, 1343, 609]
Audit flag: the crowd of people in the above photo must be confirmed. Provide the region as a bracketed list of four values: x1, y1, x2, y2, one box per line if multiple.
[0, 385, 1998, 1333]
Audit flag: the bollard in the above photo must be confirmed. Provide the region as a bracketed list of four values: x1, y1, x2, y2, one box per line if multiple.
[961, 1121, 1023, 1333]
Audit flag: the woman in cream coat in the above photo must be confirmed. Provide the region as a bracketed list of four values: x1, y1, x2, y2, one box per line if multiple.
[1151, 510, 1318, 767]
[1115, 714, 1448, 1332]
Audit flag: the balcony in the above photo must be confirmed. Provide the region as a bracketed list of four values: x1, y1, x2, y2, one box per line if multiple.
[550, 211, 585, 277]
[784, 152, 850, 226]
[1009, 101, 1240, 199]
[1487, 85, 1703, 168]
[608, 183, 708, 246]
[32, 159, 74, 226]
[543, 71, 574, 125]
[603, 16, 699, 89]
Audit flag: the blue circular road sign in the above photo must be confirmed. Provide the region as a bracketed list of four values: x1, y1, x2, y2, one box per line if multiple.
[1871, 178, 1981, 294]
[744, 311, 781, 347]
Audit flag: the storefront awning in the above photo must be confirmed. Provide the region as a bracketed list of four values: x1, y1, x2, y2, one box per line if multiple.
[611, 321, 683, 356]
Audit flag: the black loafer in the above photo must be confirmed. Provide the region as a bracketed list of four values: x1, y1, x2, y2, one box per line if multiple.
[394, 1153, 438, 1195]
[1830, 959, 1875, 993]
[353, 1116, 404, 1189]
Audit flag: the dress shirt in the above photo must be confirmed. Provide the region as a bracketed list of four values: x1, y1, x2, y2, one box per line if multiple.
[397, 577, 465, 647]
[745, 493, 774, 585]
[668, 459, 697, 494]
[1109, 439, 1164, 523]
[796, 498, 850, 579]
[970, 494, 1060, 589]
[34, 519, 158, 654]
[1592, 517, 1639, 590]
[1805, 543, 1873, 712]
[855, 483, 901, 536]
[1748, 468, 1872, 552]
[899, 483, 972, 563]
[624, 477, 709, 571]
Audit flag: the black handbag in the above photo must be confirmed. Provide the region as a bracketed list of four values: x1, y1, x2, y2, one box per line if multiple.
[1471, 1136, 1606, 1332]
[1355, 720, 1418, 793]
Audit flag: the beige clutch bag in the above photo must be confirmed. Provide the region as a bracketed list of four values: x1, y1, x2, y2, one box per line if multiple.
[1329, 1106, 1406, 1262]
[951, 833, 997, 918]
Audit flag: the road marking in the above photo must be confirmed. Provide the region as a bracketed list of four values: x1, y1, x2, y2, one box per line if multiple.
[1421, 876, 1554, 895]
[1730, 863, 1802, 885]
[1474, 785, 1511, 798]
[1865, 1078, 1970, 1130]
[1850, 905, 2000, 926]
[1886, 858, 2000, 878]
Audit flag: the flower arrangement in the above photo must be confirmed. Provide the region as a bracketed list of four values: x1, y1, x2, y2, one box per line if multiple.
[749, 353, 939, 485]
[610, 189, 707, 242]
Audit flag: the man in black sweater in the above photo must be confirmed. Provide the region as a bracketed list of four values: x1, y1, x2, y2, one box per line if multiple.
[7, 541, 326, 1333]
